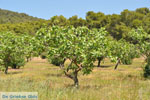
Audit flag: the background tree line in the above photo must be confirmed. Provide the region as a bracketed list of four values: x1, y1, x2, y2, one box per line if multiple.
[0, 7, 150, 40]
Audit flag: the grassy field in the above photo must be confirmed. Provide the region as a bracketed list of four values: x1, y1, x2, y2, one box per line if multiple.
[0, 57, 150, 100]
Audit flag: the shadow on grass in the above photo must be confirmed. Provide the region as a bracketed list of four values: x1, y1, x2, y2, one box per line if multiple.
[33, 61, 47, 64]
[80, 85, 103, 90]
[95, 65, 113, 68]
[45, 73, 63, 77]
[64, 84, 103, 90]
[100, 65, 113, 68]
[47, 67, 60, 70]
[8, 71, 23, 75]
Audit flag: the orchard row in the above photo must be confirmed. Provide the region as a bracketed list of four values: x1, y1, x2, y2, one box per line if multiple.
[0, 26, 150, 86]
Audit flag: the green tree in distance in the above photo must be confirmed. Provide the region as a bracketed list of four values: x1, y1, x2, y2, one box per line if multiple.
[127, 28, 150, 78]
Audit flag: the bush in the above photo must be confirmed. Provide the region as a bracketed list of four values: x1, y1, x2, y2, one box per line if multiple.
[0, 66, 5, 72]
[41, 55, 46, 59]
[121, 58, 132, 65]
[10, 58, 25, 69]
[49, 56, 64, 66]
[144, 64, 150, 78]
[40, 52, 47, 59]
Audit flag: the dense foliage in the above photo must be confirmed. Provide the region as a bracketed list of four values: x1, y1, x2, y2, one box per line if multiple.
[0, 32, 38, 74]
[127, 28, 150, 78]
[110, 39, 139, 69]
[36, 26, 113, 86]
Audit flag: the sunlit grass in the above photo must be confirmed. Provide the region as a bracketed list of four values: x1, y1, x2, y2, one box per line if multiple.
[0, 57, 150, 100]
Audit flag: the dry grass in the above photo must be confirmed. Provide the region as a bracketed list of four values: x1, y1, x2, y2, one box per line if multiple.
[0, 57, 150, 100]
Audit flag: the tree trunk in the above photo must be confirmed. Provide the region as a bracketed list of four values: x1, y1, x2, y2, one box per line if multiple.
[114, 58, 120, 70]
[64, 70, 79, 87]
[63, 59, 80, 87]
[12, 64, 17, 69]
[30, 57, 32, 61]
[97, 57, 103, 67]
[97, 58, 101, 67]
[73, 72, 79, 87]
[5, 65, 8, 74]
[26, 57, 29, 62]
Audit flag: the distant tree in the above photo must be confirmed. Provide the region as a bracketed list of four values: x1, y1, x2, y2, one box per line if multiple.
[136, 8, 150, 15]
[69, 15, 86, 27]
[50, 15, 69, 26]
[0, 32, 38, 73]
[127, 28, 150, 78]
[0, 32, 25, 73]
[86, 11, 107, 29]
[110, 39, 139, 70]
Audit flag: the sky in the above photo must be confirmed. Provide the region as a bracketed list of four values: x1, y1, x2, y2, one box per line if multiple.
[0, 0, 149, 19]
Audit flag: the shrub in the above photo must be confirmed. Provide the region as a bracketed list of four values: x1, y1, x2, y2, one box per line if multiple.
[10, 58, 25, 69]
[144, 64, 150, 78]
[40, 52, 47, 59]
[49, 56, 64, 66]
[41, 55, 47, 59]
[121, 58, 132, 65]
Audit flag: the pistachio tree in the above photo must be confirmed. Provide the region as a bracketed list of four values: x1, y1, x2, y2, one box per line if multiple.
[110, 39, 139, 70]
[0, 32, 37, 74]
[127, 28, 150, 77]
[23, 35, 40, 62]
[36, 26, 110, 86]
[96, 37, 112, 67]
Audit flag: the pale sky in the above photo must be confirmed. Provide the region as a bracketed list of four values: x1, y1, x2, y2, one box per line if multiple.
[0, 0, 149, 19]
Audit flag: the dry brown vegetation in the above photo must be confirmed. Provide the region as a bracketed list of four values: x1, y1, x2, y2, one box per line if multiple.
[0, 57, 150, 100]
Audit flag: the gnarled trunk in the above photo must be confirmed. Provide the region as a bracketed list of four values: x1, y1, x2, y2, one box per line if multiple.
[64, 70, 79, 87]
[63, 59, 81, 87]
[73, 72, 79, 87]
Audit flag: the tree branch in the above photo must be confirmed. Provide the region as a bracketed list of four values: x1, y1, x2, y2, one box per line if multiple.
[73, 59, 82, 72]
[64, 70, 74, 79]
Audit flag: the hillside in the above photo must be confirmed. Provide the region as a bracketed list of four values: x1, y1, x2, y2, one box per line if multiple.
[0, 8, 43, 24]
